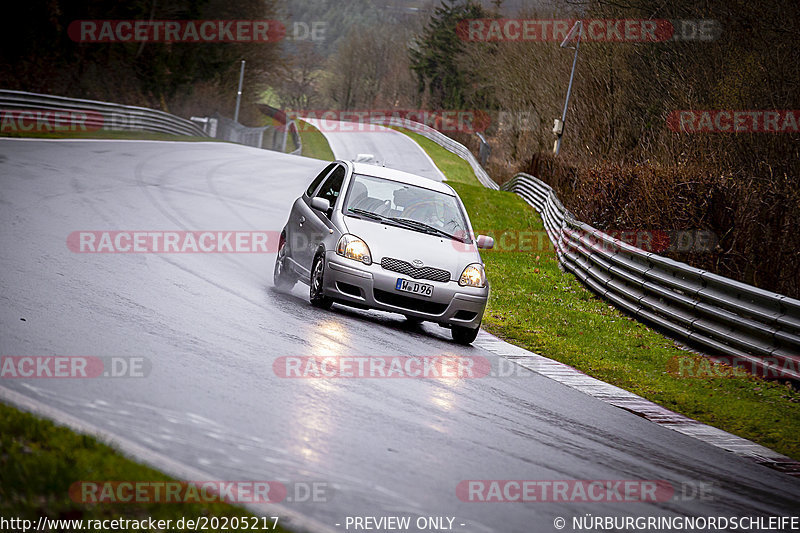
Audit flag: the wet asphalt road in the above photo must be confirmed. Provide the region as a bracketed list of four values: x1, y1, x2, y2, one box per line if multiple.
[1, 139, 799, 533]
[300, 118, 446, 181]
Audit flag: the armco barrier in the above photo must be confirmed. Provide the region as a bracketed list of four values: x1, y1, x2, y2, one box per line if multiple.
[502, 173, 800, 381]
[0, 90, 207, 137]
[377, 116, 800, 381]
[0, 90, 301, 154]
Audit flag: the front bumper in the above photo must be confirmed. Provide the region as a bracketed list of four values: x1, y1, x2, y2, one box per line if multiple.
[322, 252, 488, 329]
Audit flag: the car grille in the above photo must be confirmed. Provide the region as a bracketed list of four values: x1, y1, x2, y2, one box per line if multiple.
[373, 289, 449, 315]
[380, 257, 451, 283]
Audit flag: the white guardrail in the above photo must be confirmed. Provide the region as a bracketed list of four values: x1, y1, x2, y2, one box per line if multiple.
[0, 90, 301, 154]
[503, 174, 800, 381]
[0, 89, 208, 137]
[380, 117, 800, 381]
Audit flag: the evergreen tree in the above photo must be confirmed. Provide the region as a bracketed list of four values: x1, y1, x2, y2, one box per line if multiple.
[409, 0, 489, 110]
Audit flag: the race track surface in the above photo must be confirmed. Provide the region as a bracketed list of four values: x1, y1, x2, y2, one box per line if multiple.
[1, 139, 798, 532]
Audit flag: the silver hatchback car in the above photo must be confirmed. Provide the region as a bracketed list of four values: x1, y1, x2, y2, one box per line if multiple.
[274, 160, 494, 344]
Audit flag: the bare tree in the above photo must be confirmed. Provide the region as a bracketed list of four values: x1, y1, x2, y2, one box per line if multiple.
[275, 41, 325, 110]
[322, 24, 417, 110]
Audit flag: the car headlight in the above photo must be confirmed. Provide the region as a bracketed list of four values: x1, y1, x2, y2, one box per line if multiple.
[459, 263, 486, 288]
[336, 234, 372, 265]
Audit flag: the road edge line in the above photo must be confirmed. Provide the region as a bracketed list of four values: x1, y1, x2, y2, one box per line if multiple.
[0, 384, 340, 533]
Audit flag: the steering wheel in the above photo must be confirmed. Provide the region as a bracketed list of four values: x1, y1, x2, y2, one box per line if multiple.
[375, 199, 392, 216]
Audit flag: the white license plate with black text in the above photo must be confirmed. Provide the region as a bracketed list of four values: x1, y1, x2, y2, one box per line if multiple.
[395, 278, 433, 297]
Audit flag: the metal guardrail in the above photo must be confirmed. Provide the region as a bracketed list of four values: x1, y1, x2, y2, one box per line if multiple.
[377, 116, 800, 381]
[503, 173, 800, 381]
[0, 89, 301, 155]
[367, 116, 499, 189]
[0, 90, 208, 137]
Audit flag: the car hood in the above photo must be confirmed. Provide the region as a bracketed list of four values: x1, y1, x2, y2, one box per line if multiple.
[341, 216, 481, 279]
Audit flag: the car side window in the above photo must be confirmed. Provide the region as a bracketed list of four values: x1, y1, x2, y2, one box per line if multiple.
[315, 165, 345, 209]
[306, 163, 336, 197]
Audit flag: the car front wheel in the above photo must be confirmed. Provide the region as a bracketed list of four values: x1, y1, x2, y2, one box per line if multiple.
[451, 323, 480, 345]
[273, 236, 296, 291]
[310, 254, 333, 310]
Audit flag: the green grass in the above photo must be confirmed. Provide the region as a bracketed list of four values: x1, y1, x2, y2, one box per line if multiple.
[448, 182, 800, 461]
[390, 126, 479, 186]
[296, 120, 334, 161]
[0, 402, 289, 532]
[0, 130, 216, 142]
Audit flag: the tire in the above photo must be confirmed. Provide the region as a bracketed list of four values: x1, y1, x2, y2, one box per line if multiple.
[309, 254, 333, 309]
[404, 315, 424, 326]
[273, 237, 296, 291]
[451, 323, 480, 345]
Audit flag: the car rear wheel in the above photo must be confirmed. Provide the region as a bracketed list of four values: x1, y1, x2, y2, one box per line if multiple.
[273, 235, 296, 291]
[310, 254, 333, 309]
[451, 323, 480, 344]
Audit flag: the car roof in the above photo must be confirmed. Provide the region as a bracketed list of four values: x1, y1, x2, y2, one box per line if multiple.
[347, 161, 455, 196]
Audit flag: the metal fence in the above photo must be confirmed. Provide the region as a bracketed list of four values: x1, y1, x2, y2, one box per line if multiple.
[381, 116, 800, 381]
[503, 173, 800, 381]
[212, 114, 273, 149]
[255, 103, 302, 155]
[0, 90, 208, 137]
[204, 115, 301, 154]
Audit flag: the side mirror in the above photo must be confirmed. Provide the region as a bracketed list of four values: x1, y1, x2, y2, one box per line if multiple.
[310, 197, 331, 212]
[476, 235, 494, 250]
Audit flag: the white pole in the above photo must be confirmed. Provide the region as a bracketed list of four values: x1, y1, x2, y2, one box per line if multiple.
[555, 22, 582, 156]
[234, 60, 245, 124]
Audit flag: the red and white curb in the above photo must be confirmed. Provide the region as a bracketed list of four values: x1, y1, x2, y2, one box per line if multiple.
[473, 330, 800, 477]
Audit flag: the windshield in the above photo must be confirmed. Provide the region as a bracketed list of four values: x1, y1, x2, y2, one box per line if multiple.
[344, 174, 470, 242]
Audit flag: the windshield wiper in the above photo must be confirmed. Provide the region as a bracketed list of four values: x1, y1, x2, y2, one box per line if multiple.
[388, 217, 467, 242]
[347, 210, 467, 242]
[347, 208, 385, 220]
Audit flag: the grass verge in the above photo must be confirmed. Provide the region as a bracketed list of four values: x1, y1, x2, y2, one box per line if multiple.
[389, 127, 479, 186]
[447, 180, 800, 460]
[297, 120, 334, 161]
[0, 402, 288, 532]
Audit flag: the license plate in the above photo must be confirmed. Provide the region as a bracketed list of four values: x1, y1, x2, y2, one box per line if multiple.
[395, 278, 433, 297]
